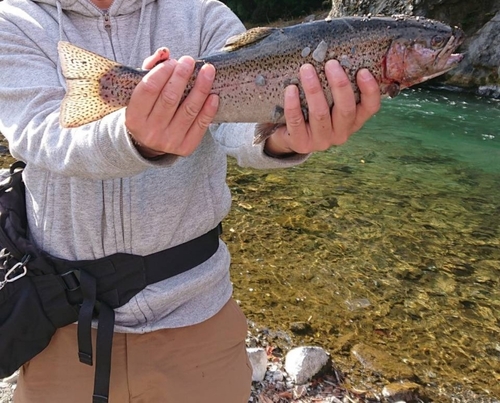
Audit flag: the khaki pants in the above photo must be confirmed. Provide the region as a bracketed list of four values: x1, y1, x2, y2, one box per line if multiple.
[14, 298, 252, 403]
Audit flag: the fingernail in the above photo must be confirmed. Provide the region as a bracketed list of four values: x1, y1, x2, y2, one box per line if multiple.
[326, 59, 341, 70]
[178, 56, 195, 68]
[300, 64, 316, 79]
[201, 63, 216, 80]
[358, 68, 372, 81]
[285, 85, 298, 97]
[165, 58, 177, 66]
[210, 94, 219, 108]
[157, 47, 169, 59]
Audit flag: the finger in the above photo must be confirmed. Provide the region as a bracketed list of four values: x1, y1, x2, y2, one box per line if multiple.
[176, 94, 220, 156]
[300, 64, 332, 151]
[168, 63, 216, 139]
[126, 58, 177, 133]
[142, 47, 170, 70]
[325, 59, 357, 145]
[352, 69, 381, 132]
[147, 55, 196, 143]
[283, 85, 311, 154]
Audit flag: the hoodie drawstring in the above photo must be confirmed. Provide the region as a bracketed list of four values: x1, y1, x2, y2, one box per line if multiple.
[127, 0, 147, 65]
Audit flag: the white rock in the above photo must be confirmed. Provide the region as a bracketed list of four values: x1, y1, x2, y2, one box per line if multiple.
[284, 346, 329, 385]
[2, 371, 19, 384]
[246, 347, 268, 382]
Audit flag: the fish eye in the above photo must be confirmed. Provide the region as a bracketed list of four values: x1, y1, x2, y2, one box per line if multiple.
[431, 35, 446, 48]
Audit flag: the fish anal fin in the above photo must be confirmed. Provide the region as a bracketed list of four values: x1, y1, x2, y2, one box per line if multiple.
[223, 27, 276, 52]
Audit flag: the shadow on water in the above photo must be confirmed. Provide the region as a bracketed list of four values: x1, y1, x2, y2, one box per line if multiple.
[224, 88, 500, 401]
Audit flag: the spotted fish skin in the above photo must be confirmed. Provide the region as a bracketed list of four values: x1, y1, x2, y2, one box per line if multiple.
[58, 16, 464, 141]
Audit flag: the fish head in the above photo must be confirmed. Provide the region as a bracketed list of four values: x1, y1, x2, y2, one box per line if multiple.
[383, 18, 465, 94]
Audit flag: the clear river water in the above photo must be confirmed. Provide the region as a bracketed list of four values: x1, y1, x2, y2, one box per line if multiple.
[223, 86, 499, 402]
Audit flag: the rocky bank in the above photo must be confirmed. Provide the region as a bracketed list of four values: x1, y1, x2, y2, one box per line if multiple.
[330, 0, 500, 98]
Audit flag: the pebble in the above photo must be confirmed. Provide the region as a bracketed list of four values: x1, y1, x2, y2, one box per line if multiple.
[272, 369, 284, 382]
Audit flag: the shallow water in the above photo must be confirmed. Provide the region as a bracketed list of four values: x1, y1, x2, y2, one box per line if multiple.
[224, 87, 500, 401]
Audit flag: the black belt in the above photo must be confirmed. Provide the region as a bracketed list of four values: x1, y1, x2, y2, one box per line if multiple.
[53, 224, 222, 403]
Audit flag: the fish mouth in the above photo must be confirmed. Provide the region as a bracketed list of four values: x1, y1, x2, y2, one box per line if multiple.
[438, 27, 465, 68]
[422, 27, 465, 81]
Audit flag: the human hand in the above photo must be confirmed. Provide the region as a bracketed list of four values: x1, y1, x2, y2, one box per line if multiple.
[125, 48, 219, 158]
[264, 60, 381, 157]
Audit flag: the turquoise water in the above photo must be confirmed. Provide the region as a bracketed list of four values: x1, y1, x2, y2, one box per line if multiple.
[225, 87, 500, 401]
[366, 87, 499, 173]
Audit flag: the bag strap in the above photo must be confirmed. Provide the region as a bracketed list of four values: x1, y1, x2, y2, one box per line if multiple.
[68, 223, 222, 403]
[92, 298, 115, 403]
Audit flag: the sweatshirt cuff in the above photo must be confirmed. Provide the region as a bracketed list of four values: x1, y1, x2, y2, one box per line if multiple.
[211, 123, 310, 169]
[95, 110, 179, 174]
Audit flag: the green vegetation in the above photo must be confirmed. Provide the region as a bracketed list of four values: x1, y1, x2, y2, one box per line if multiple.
[221, 0, 329, 23]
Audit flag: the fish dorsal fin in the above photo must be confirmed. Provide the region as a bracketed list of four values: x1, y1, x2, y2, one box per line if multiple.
[223, 27, 276, 51]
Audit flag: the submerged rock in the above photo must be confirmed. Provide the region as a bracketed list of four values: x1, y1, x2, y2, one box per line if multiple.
[351, 343, 415, 380]
[289, 321, 314, 336]
[382, 381, 423, 402]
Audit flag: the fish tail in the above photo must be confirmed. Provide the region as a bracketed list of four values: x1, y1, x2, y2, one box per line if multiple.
[58, 41, 141, 128]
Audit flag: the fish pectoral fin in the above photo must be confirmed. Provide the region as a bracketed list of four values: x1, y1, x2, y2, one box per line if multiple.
[223, 27, 276, 52]
[253, 123, 283, 145]
[387, 82, 401, 98]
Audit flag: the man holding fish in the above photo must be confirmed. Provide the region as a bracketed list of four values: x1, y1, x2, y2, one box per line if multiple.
[0, 0, 462, 400]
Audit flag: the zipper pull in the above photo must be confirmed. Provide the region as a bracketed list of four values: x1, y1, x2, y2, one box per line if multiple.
[104, 12, 111, 34]
[102, 11, 117, 60]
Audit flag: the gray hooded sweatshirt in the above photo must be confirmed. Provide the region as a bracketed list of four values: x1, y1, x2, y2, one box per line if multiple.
[0, 0, 307, 332]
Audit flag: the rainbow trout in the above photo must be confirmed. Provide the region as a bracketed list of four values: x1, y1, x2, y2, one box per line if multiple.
[58, 15, 464, 142]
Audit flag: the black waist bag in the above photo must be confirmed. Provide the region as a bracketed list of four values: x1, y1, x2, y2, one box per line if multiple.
[0, 161, 73, 377]
[0, 161, 221, 403]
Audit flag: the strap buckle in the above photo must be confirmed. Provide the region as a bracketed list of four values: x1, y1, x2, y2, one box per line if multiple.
[61, 269, 81, 291]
